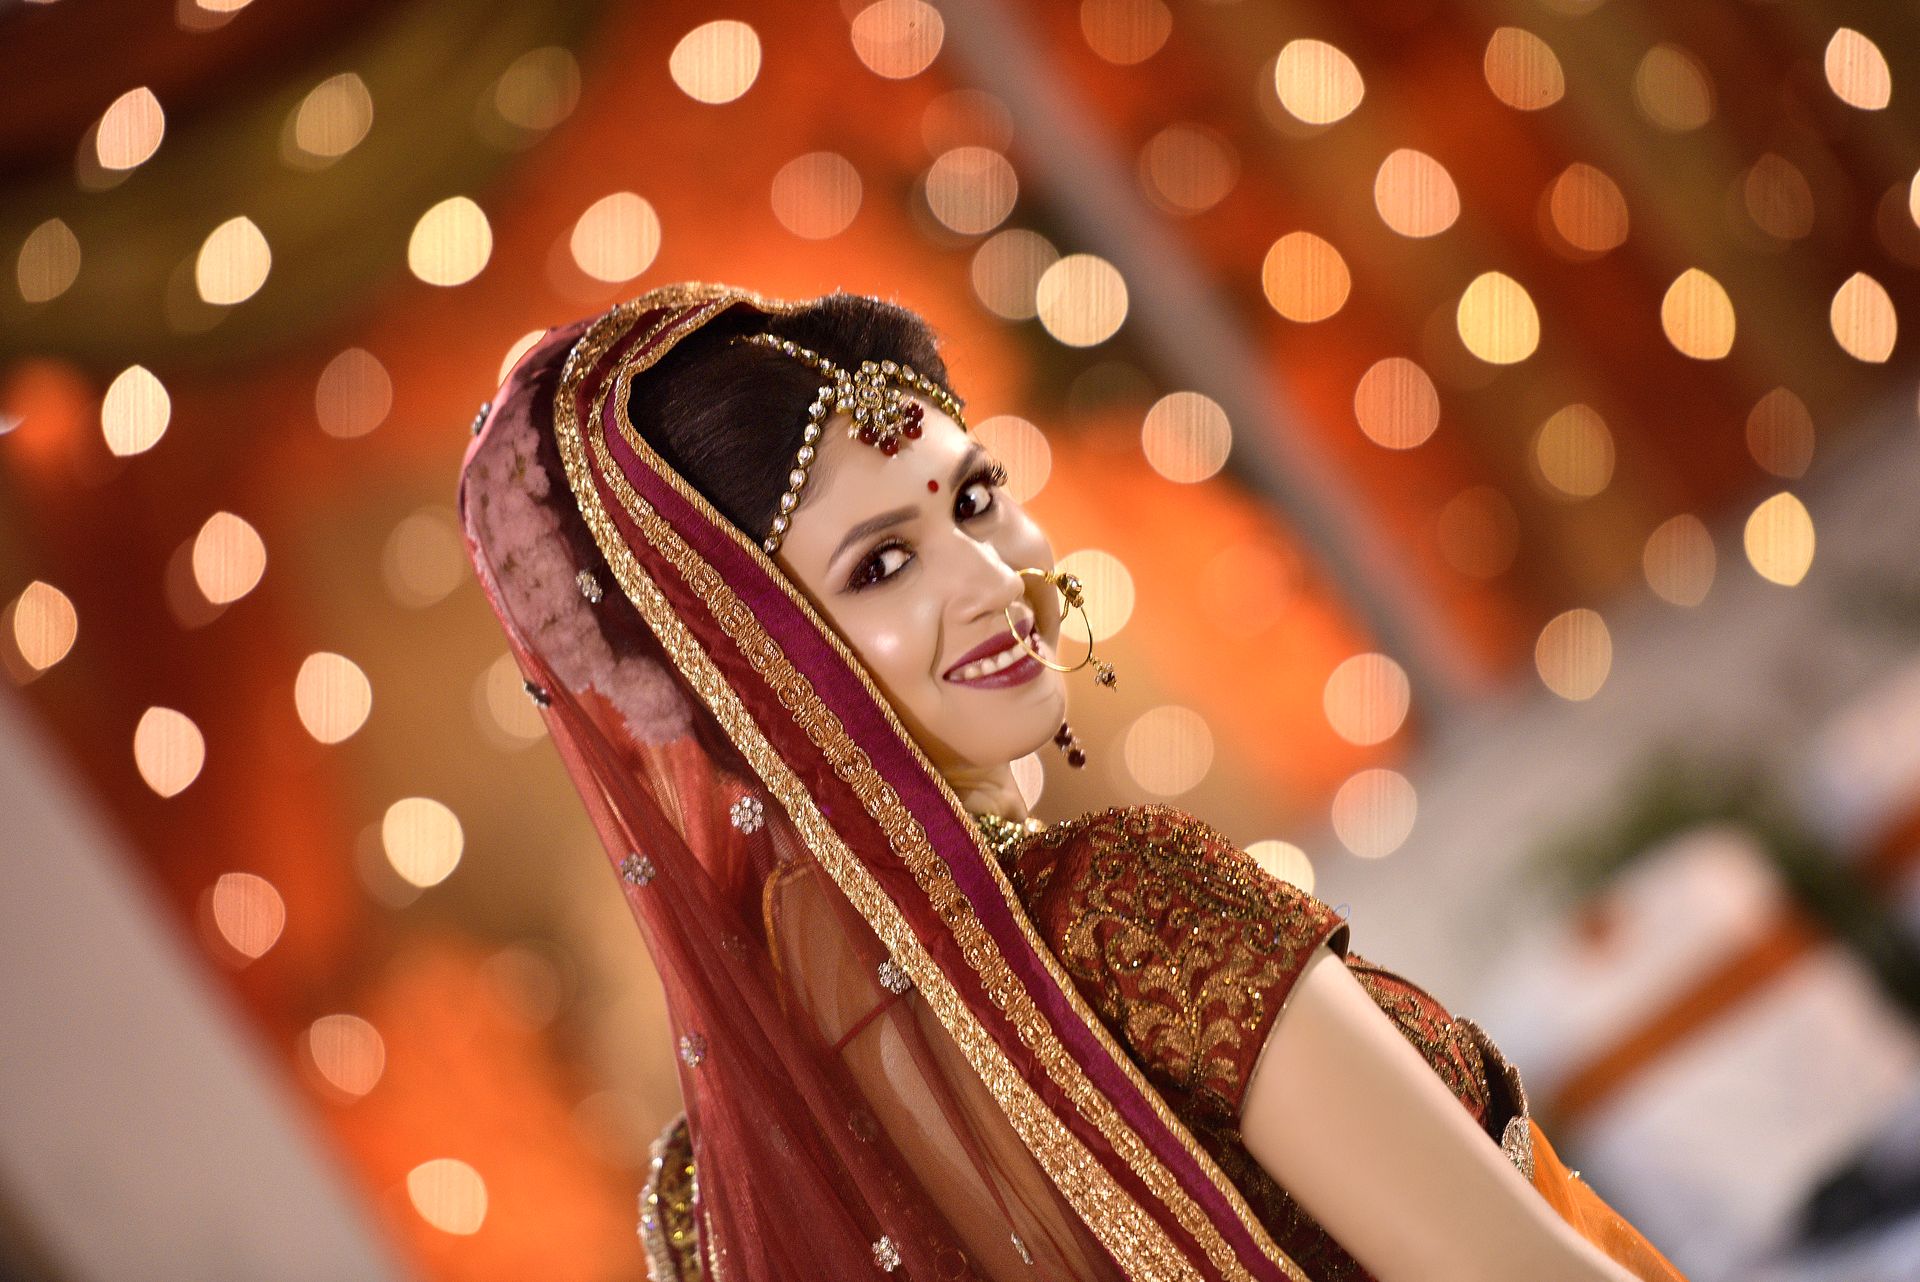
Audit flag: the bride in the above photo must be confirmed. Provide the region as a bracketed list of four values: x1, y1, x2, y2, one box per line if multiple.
[458, 281, 1686, 1281]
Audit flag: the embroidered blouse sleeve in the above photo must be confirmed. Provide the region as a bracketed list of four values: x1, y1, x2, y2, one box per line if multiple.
[1001, 804, 1351, 1126]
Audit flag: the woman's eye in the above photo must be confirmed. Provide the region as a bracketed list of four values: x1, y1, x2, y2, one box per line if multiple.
[956, 461, 1009, 521]
[849, 541, 912, 590]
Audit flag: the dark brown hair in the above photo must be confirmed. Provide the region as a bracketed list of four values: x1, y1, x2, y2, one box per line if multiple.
[625, 291, 958, 541]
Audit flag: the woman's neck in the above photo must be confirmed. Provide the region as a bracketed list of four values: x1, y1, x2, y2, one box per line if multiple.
[946, 763, 1029, 823]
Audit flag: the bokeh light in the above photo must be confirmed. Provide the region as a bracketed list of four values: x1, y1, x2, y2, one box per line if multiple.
[1660, 268, 1735, 359]
[1745, 388, 1814, 478]
[9, 581, 78, 673]
[1245, 839, 1315, 893]
[1081, 0, 1172, 66]
[1373, 149, 1459, 238]
[1634, 44, 1714, 131]
[925, 147, 1018, 235]
[314, 348, 392, 438]
[195, 216, 271, 305]
[16, 218, 81, 303]
[1323, 652, 1411, 746]
[1138, 124, 1238, 216]
[1546, 163, 1629, 254]
[294, 652, 373, 744]
[1643, 514, 1715, 607]
[383, 507, 469, 608]
[290, 73, 373, 162]
[408, 196, 492, 286]
[192, 512, 267, 605]
[406, 1158, 488, 1235]
[772, 153, 863, 240]
[95, 87, 164, 170]
[1261, 231, 1349, 322]
[478, 653, 548, 746]
[1744, 154, 1815, 241]
[101, 364, 171, 456]
[851, 0, 945, 79]
[492, 47, 581, 132]
[1744, 492, 1815, 586]
[1331, 768, 1416, 858]
[1455, 271, 1539, 364]
[569, 192, 662, 282]
[1534, 608, 1611, 700]
[208, 871, 286, 961]
[303, 1013, 386, 1099]
[383, 796, 464, 888]
[1273, 39, 1364, 125]
[1531, 404, 1615, 499]
[1829, 271, 1896, 362]
[1353, 357, 1440, 450]
[1824, 28, 1891, 111]
[1035, 254, 1128, 346]
[970, 228, 1058, 320]
[1123, 705, 1214, 796]
[1483, 28, 1565, 111]
[670, 20, 762, 103]
[134, 706, 206, 797]
[1141, 391, 1231, 483]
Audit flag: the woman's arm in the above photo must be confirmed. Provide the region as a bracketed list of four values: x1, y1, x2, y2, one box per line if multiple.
[1238, 944, 1636, 1282]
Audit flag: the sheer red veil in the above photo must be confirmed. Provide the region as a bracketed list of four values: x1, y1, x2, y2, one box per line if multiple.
[456, 283, 1315, 1281]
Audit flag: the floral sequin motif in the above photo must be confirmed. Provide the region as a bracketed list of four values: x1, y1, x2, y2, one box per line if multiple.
[677, 1032, 707, 1068]
[729, 794, 765, 834]
[575, 567, 603, 603]
[875, 957, 913, 995]
[620, 852, 656, 886]
[522, 677, 551, 708]
[871, 1235, 901, 1272]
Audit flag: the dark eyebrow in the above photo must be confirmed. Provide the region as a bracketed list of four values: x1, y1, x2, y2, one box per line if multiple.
[826, 442, 988, 573]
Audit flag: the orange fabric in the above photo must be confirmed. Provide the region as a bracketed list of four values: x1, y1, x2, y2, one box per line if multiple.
[1525, 1118, 1690, 1281]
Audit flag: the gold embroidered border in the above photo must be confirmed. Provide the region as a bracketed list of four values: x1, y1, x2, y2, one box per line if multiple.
[553, 284, 1310, 1282]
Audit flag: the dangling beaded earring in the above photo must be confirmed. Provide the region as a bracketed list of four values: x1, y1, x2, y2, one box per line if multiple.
[1005, 567, 1115, 770]
[1053, 721, 1087, 769]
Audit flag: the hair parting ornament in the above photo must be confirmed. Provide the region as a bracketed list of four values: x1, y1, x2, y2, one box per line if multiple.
[729, 332, 967, 554]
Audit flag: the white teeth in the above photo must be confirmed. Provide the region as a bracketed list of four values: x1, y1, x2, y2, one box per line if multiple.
[951, 643, 1026, 682]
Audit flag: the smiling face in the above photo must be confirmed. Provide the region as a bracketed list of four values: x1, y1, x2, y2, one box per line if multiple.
[773, 397, 1068, 790]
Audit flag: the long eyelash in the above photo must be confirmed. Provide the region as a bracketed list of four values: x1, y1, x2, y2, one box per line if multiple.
[846, 459, 1009, 592]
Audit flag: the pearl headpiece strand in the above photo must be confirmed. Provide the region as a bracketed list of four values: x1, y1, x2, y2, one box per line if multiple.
[730, 333, 967, 555]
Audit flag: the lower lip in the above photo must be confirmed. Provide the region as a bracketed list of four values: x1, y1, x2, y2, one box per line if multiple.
[946, 641, 1046, 689]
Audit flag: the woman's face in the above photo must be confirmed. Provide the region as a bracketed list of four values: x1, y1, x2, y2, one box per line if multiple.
[774, 397, 1068, 779]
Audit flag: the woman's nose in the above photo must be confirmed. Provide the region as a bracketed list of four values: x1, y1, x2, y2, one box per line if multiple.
[950, 532, 1027, 623]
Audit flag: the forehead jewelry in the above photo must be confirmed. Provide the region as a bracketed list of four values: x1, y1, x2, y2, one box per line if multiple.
[730, 332, 967, 555]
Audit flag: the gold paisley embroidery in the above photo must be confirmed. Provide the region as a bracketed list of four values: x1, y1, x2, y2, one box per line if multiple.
[1034, 806, 1349, 1122]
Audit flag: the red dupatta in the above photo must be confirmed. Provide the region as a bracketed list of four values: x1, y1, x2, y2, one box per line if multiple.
[458, 282, 1315, 1281]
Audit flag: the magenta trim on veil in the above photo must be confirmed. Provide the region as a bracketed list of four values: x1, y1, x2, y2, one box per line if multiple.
[589, 337, 1281, 1274]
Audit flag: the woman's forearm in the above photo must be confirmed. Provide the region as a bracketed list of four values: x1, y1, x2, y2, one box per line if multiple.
[1238, 945, 1635, 1282]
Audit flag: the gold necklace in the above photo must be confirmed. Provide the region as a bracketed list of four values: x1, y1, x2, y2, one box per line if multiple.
[968, 810, 1047, 866]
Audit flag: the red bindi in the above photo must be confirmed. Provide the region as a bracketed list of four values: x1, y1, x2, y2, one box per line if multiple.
[926, 479, 939, 493]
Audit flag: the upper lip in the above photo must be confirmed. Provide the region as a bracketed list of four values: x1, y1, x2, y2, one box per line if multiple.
[943, 615, 1036, 680]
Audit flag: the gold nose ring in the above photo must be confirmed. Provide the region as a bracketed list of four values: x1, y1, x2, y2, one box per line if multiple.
[1004, 567, 1117, 688]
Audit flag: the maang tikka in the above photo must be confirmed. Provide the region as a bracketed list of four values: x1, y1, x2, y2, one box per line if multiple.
[730, 332, 967, 555]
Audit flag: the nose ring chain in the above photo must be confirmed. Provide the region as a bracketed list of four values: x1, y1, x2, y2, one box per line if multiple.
[1003, 567, 1117, 689]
